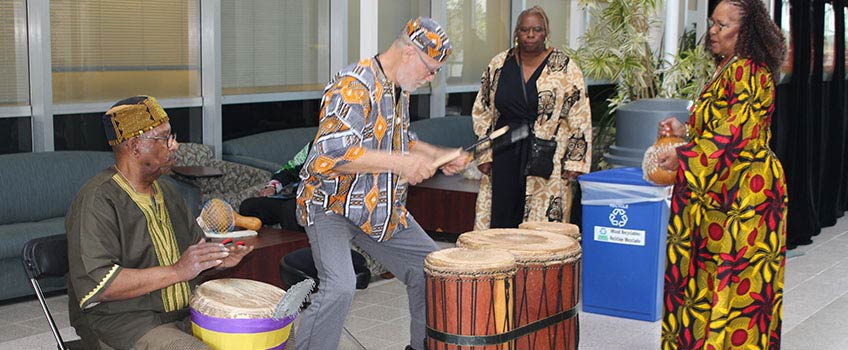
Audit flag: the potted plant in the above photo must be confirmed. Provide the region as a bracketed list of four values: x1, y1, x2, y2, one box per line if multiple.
[565, 0, 715, 170]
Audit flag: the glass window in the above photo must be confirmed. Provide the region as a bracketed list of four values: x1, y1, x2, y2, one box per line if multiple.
[526, 0, 571, 50]
[378, 0, 426, 53]
[0, 0, 29, 107]
[445, 91, 476, 116]
[222, 100, 321, 141]
[50, 0, 201, 104]
[54, 107, 200, 151]
[779, 0, 792, 82]
[824, 3, 835, 80]
[349, 0, 361, 62]
[221, 0, 329, 95]
[445, 0, 511, 87]
[0, 117, 31, 154]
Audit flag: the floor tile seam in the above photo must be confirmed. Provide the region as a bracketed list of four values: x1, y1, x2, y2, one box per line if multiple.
[807, 260, 848, 285]
[784, 274, 818, 292]
[801, 231, 845, 253]
[784, 289, 848, 331]
[4, 315, 45, 324]
[345, 320, 390, 332]
[790, 260, 842, 281]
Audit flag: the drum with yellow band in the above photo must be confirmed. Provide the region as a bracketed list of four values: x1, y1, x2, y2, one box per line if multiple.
[190, 278, 295, 350]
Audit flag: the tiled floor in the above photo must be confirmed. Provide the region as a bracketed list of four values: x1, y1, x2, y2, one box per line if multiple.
[1, 215, 846, 349]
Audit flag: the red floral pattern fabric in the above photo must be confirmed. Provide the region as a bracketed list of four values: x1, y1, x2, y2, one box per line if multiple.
[661, 58, 788, 350]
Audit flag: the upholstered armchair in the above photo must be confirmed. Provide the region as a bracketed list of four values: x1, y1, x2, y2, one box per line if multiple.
[173, 143, 271, 211]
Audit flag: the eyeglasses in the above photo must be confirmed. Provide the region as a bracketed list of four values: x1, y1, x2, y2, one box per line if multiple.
[707, 18, 735, 32]
[518, 26, 545, 34]
[414, 49, 441, 76]
[139, 132, 177, 145]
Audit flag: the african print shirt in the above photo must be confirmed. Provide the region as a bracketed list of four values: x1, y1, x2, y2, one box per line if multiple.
[66, 168, 203, 349]
[296, 57, 418, 242]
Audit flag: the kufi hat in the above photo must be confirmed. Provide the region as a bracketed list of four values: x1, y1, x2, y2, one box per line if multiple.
[102, 96, 169, 146]
[404, 17, 452, 62]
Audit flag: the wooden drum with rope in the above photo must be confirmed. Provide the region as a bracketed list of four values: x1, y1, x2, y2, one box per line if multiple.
[458, 229, 581, 350]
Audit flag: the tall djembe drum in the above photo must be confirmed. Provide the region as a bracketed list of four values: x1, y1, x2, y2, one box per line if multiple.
[458, 229, 581, 350]
[425, 248, 517, 350]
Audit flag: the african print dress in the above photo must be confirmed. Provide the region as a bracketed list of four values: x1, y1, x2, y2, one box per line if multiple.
[661, 57, 788, 350]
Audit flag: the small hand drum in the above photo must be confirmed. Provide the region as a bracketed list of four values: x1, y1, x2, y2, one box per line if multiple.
[198, 198, 262, 237]
[642, 136, 687, 186]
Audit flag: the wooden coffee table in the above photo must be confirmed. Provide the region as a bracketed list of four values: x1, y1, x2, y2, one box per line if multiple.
[406, 173, 480, 236]
[207, 227, 309, 289]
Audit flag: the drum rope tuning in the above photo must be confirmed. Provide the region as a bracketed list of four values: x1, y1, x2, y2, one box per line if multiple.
[454, 229, 581, 350]
[426, 307, 578, 346]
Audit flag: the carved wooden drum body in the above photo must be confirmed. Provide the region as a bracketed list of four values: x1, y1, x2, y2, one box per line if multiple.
[459, 229, 582, 350]
[425, 248, 517, 350]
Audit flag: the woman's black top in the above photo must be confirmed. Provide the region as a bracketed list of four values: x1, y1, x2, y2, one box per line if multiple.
[489, 51, 550, 228]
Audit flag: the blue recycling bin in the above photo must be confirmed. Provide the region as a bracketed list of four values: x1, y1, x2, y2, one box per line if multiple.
[577, 167, 672, 321]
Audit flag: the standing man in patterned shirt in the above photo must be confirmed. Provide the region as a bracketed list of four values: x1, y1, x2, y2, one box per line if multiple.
[295, 17, 468, 350]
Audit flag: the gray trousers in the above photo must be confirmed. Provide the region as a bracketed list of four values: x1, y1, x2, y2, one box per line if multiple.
[295, 211, 438, 350]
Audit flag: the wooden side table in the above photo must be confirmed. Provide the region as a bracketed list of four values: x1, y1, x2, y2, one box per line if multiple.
[172, 166, 224, 178]
[406, 173, 479, 236]
[207, 227, 309, 289]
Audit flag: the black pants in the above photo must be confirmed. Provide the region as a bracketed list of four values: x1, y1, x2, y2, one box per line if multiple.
[490, 136, 530, 228]
[238, 197, 303, 232]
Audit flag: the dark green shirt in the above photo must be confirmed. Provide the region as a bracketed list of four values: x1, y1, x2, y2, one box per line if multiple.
[66, 168, 202, 349]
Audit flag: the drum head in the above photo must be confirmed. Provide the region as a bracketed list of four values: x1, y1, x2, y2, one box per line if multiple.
[519, 221, 581, 240]
[425, 248, 516, 276]
[458, 229, 581, 263]
[190, 278, 285, 319]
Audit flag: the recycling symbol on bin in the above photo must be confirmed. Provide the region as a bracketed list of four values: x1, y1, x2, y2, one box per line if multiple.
[609, 208, 628, 227]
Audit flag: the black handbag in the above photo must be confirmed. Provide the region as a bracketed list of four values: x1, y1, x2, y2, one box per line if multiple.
[517, 54, 558, 179]
[525, 133, 557, 178]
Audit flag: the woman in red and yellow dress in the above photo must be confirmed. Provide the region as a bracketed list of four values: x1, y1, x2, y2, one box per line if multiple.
[657, 1, 788, 349]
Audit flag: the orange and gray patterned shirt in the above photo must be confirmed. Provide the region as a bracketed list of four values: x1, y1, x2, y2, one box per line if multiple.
[296, 57, 419, 242]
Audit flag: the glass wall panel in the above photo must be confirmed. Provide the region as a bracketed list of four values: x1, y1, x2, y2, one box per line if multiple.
[221, 0, 329, 95]
[526, 0, 571, 50]
[51, 0, 201, 103]
[824, 3, 835, 80]
[444, 0, 511, 86]
[0, 0, 29, 107]
[0, 117, 31, 154]
[349, 0, 361, 62]
[222, 100, 321, 141]
[377, 0, 426, 53]
[54, 107, 200, 151]
[780, 0, 792, 81]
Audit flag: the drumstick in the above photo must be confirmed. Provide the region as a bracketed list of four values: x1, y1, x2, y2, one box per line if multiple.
[464, 126, 511, 152]
[397, 125, 529, 185]
[430, 125, 515, 168]
[464, 124, 530, 161]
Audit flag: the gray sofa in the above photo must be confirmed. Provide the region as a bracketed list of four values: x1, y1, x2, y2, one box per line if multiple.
[0, 151, 201, 301]
[222, 116, 477, 172]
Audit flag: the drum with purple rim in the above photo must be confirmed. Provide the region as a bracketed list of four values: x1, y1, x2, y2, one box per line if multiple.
[190, 278, 296, 350]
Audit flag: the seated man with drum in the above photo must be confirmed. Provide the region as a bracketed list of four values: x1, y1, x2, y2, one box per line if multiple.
[294, 17, 468, 350]
[66, 95, 253, 350]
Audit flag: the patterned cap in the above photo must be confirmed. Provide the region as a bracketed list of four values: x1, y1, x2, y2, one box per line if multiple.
[102, 96, 169, 146]
[404, 17, 452, 62]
